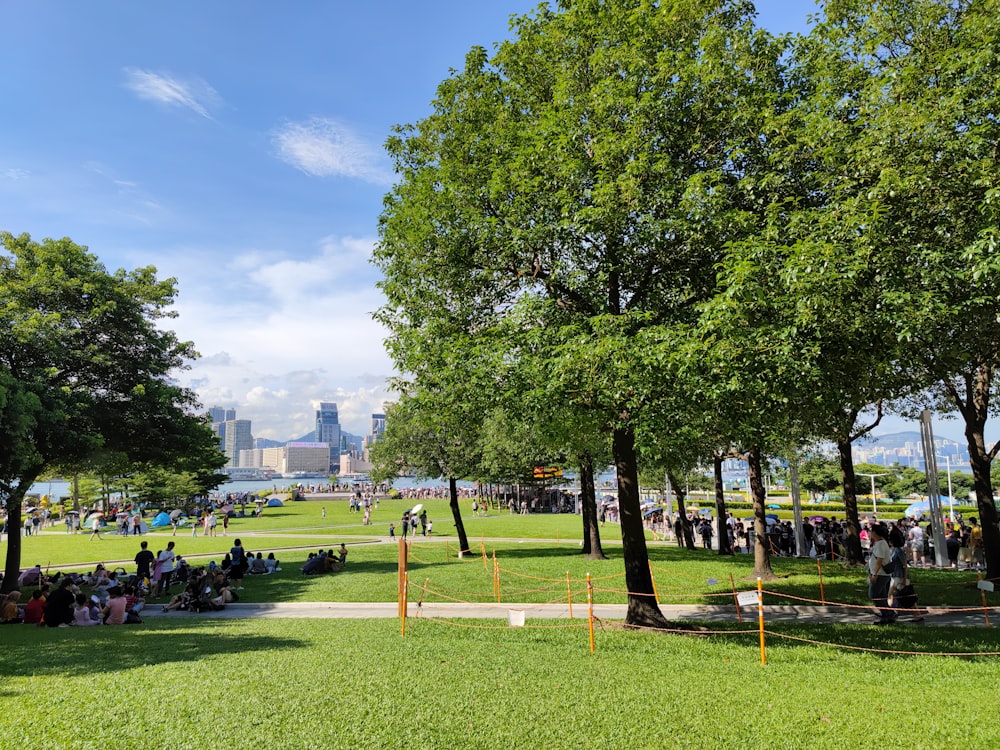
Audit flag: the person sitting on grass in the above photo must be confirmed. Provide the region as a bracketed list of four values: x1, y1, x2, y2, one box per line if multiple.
[1, 591, 23, 624]
[102, 586, 127, 625]
[23, 590, 46, 625]
[264, 553, 280, 573]
[72, 593, 99, 626]
[248, 552, 268, 575]
[163, 573, 205, 612]
[301, 550, 329, 575]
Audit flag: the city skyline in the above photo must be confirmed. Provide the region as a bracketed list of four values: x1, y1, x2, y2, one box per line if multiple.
[0, 1, 818, 441]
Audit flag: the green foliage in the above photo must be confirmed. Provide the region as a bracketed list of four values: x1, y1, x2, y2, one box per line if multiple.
[0, 231, 224, 589]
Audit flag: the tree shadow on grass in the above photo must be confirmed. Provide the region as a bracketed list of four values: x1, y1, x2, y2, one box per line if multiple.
[0, 627, 307, 678]
[695, 621, 1000, 660]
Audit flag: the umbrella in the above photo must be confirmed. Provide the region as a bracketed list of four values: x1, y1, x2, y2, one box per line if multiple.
[169, 509, 183, 520]
[66, 510, 80, 515]
[809, 515, 828, 524]
[766, 504, 781, 509]
[219, 504, 234, 514]
[87, 511, 105, 518]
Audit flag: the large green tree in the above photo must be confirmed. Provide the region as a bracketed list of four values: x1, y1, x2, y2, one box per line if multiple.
[0, 232, 218, 591]
[803, 0, 1000, 576]
[376, 0, 786, 627]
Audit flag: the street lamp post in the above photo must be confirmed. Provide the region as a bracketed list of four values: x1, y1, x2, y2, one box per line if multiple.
[936, 455, 955, 523]
[856, 472, 888, 516]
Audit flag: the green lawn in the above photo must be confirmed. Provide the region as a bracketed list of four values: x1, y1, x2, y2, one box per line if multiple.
[2, 618, 998, 749]
[4, 499, 999, 748]
[5, 498, 994, 609]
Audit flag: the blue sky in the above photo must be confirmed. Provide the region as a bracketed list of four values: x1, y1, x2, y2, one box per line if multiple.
[0, 1, 960, 444]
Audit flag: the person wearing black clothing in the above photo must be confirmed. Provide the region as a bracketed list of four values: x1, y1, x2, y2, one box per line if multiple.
[44, 579, 75, 627]
[134, 541, 155, 582]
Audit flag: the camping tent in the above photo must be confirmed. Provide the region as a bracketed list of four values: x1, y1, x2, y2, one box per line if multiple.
[266, 498, 284, 507]
[150, 511, 172, 527]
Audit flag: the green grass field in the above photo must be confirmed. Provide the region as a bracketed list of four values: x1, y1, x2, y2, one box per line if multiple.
[6, 497, 992, 608]
[2, 618, 998, 749]
[3, 498, 999, 749]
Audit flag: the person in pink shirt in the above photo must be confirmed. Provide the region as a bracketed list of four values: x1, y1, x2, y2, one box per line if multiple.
[102, 586, 127, 625]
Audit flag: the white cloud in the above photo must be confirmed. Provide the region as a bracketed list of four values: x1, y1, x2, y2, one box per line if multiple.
[161, 234, 397, 440]
[123, 68, 220, 118]
[2, 168, 30, 180]
[273, 117, 391, 184]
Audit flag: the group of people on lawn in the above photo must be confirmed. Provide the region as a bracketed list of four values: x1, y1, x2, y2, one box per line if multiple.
[1, 536, 287, 624]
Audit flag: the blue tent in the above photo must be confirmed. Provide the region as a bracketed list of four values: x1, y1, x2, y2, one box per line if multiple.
[266, 498, 284, 507]
[150, 511, 172, 527]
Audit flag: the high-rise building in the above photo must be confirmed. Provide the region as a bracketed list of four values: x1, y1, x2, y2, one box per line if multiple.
[315, 402, 341, 470]
[223, 419, 253, 467]
[371, 413, 386, 443]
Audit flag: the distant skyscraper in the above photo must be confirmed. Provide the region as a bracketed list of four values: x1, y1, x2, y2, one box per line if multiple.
[208, 406, 227, 424]
[371, 413, 386, 443]
[223, 419, 253, 467]
[316, 402, 341, 469]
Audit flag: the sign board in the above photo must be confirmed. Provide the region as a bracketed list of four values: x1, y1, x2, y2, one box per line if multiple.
[737, 591, 759, 607]
[978, 579, 995, 593]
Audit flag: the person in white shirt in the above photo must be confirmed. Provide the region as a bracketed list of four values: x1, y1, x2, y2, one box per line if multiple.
[867, 524, 895, 624]
[907, 523, 925, 567]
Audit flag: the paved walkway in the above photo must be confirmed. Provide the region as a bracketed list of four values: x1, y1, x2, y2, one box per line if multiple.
[139, 601, 991, 627]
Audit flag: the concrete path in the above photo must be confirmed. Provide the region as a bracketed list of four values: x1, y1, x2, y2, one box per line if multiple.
[139, 601, 992, 627]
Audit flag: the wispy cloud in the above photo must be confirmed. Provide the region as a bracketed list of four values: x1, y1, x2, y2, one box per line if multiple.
[273, 117, 391, 184]
[2, 168, 30, 180]
[123, 68, 220, 118]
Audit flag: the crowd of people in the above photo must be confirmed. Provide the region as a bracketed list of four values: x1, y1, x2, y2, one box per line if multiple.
[0, 536, 288, 626]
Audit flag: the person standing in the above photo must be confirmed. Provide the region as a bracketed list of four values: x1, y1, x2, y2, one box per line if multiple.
[907, 523, 925, 568]
[134, 541, 155, 587]
[868, 523, 895, 624]
[156, 541, 176, 596]
[88, 514, 102, 541]
[229, 538, 247, 589]
[969, 518, 985, 571]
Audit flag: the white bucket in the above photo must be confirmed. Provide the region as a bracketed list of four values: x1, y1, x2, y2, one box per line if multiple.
[507, 609, 525, 627]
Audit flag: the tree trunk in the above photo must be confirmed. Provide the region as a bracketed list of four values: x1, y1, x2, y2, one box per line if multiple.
[613, 426, 671, 628]
[961, 377, 999, 581]
[578, 454, 606, 560]
[1, 483, 31, 594]
[668, 471, 696, 550]
[836, 437, 865, 566]
[449, 476, 472, 554]
[714, 454, 733, 555]
[747, 446, 775, 579]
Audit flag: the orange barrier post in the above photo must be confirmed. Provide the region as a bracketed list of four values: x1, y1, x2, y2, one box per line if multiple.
[980, 573, 992, 628]
[587, 573, 595, 654]
[757, 577, 766, 666]
[398, 538, 409, 620]
[817, 558, 826, 605]
[481, 540, 487, 569]
[401, 570, 409, 637]
[648, 561, 659, 605]
[494, 551, 501, 603]
[566, 571, 574, 619]
[730, 572, 743, 624]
